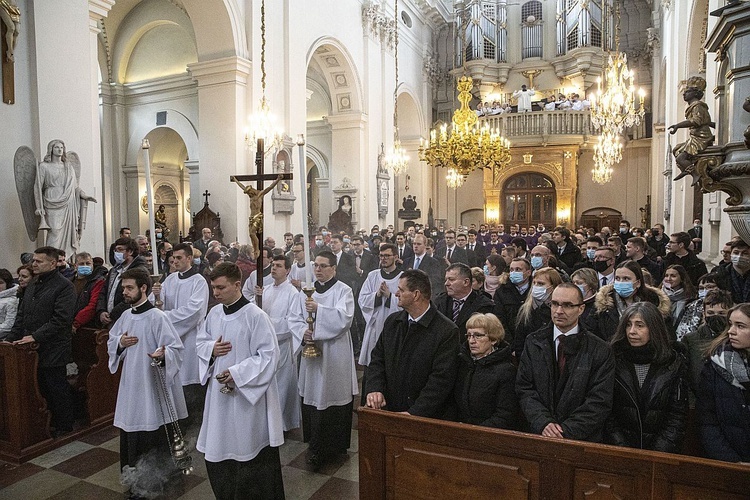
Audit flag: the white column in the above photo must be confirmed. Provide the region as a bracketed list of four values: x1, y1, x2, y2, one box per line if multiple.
[325, 113, 368, 229]
[188, 56, 252, 243]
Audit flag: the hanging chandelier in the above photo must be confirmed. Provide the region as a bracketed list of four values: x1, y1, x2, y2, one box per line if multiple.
[589, 1, 645, 134]
[245, 0, 283, 153]
[385, 0, 409, 175]
[593, 131, 623, 168]
[419, 76, 512, 188]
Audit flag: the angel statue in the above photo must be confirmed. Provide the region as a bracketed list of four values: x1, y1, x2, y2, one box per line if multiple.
[14, 140, 97, 259]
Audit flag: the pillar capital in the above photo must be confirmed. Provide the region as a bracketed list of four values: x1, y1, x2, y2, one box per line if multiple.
[188, 57, 252, 88]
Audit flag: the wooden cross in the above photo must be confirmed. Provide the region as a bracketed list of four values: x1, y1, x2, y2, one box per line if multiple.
[230, 138, 293, 307]
[1, 20, 15, 104]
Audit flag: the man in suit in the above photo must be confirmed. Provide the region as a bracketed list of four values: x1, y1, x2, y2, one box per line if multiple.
[108, 227, 131, 266]
[516, 283, 615, 442]
[394, 232, 414, 266]
[552, 227, 583, 270]
[687, 218, 703, 254]
[433, 263, 494, 341]
[434, 230, 469, 266]
[403, 234, 444, 298]
[364, 269, 459, 418]
[457, 232, 482, 268]
[329, 234, 358, 290]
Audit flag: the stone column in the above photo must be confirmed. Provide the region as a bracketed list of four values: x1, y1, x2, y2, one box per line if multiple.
[325, 112, 368, 228]
[188, 57, 252, 243]
[184, 159, 200, 233]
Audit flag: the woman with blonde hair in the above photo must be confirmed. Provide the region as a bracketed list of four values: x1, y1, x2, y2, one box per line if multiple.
[697, 303, 750, 462]
[512, 267, 562, 355]
[571, 267, 599, 323]
[454, 313, 519, 429]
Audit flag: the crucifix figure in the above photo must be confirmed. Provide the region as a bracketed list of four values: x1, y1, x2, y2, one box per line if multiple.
[231, 139, 293, 307]
[1, 0, 19, 104]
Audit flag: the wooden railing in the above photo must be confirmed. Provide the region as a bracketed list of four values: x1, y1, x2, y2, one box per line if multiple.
[358, 408, 750, 499]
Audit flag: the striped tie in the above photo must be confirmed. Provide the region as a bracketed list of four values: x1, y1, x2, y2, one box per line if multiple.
[452, 299, 465, 322]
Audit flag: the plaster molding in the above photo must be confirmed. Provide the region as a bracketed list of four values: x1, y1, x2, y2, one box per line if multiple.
[188, 56, 252, 87]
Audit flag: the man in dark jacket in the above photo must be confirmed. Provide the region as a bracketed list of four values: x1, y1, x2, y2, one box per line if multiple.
[364, 269, 459, 417]
[552, 227, 583, 270]
[433, 263, 494, 341]
[663, 232, 708, 287]
[7, 246, 77, 435]
[625, 236, 662, 282]
[403, 234, 445, 298]
[434, 230, 469, 266]
[96, 237, 149, 327]
[516, 283, 615, 442]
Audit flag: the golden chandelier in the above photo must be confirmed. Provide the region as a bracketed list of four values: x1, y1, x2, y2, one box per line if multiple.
[419, 76, 511, 188]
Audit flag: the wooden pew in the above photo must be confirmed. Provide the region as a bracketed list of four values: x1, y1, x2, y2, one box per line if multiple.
[358, 408, 750, 499]
[0, 329, 120, 464]
[0, 343, 52, 463]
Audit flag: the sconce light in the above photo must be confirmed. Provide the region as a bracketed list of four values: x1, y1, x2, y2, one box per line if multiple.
[557, 207, 571, 226]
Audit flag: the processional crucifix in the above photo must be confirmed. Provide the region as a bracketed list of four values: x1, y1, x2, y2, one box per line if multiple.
[231, 138, 292, 308]
[1, 0, 20, 104]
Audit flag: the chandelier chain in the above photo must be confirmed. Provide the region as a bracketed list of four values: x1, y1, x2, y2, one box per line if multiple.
[260, 0, 266, 100]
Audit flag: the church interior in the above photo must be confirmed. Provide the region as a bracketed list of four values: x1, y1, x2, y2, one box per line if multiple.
[1, 0, 750, 499]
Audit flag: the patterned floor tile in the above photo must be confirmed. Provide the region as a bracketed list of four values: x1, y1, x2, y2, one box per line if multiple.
[175, 477, 216, 500]
[28, 441, 95, 468]
[46, 480, 127, 500]
[281, 466, 331, 500]
[333, 454, 359, 482]
[288, 450, 352, 476]
[0, 469, 80, 500]
[83, 462, 129, 493]
[51, 448, 120, 479]
[308, 476, 359, 500]
[279, 440, 308, 466]
[0, 461, 45, 487]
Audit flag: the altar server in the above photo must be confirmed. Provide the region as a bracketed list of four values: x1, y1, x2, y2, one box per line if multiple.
[197, 262, 285, 499]
[243, 246, 274, 302]
[108, 268, 187, 471]
[289, 251, 358, 470]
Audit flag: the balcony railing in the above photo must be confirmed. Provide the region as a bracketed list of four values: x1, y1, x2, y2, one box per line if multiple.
[479, 110, 592, 144]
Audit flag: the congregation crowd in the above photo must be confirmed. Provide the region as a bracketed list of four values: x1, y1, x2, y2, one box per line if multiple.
[1, 217, 749, 497]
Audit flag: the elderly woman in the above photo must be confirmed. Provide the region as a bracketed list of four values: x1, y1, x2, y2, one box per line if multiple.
[454, 313, 519, 429]
[571, 268, 599, 323]
[0, 269, 19, 338]
[605, 302, 688, 453]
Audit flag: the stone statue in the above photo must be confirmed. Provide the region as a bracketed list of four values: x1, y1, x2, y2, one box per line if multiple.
[669, 76, 715, 181]
[14, 140, 97, 259]
[328, 195, 353, 234]
[231, 175, 282, 258]
[0, 0, 20, 62]
[155, 204, 170, 239]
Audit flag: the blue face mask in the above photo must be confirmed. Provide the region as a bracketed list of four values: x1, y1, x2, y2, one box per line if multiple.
[613, 281, 635, 298]
[114, 251, 125, 264]
[193, 258, 201, 265]
[577, 284, 587, 297]
[509, 271, 525, 284]
[343, 238, 351, 244]
[530, 256, 544, 270]
[483, 265, 490, 275]
[315, 240, 324, 247]
[586, 249, 596, 260]
[698, 289, 708, 300]
[77, 265, 92, 276]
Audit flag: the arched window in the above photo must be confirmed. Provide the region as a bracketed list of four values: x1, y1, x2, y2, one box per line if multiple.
[503, 173, 556, 228]
[521, 1, 543, 59]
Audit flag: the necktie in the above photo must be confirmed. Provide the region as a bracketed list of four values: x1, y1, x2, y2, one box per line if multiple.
[447, 248, 453, 260]
[414, 256, 421, 269]
[452, 299, 465, 322]
[602, 276, 608, 287]
[399, 247, 403, 259]
[557, 335, 567, 375]
[356, 254, 361, 268]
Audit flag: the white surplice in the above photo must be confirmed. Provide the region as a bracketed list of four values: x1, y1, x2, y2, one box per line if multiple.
[261, 279, 302, 431]
[289, 262, 313, 286]
[196, 301, 284, 462]
[242, 268, 274, 303]
[108, 307, 187, 432]
[289, 280, 358, 410]
[357, 269, 402, 366]
[159, 270, 209, 385]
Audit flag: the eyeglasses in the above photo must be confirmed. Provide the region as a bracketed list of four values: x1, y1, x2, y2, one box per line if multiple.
[550, 300, 584, 310]
[313, 263, 332, 269]
[465, 333, 488, 340]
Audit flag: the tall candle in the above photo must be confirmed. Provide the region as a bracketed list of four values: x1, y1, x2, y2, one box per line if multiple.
[142, 139, 159, 275]
[296, 134, 314, 286]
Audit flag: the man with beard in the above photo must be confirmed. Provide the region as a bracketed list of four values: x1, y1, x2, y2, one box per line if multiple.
[196, 262, 285, 499]
[107, 268, 186, 474]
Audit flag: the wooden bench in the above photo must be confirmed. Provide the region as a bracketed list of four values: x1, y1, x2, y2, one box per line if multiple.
[358, 408, 750, 499]
[0, 328, 120, 464]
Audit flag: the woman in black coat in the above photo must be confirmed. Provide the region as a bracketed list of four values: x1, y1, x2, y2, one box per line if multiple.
[454, 313, 519, 429]
[605, 302, 688, 453]
[511, 267, 562, 355]
[697, 303, 750, 462]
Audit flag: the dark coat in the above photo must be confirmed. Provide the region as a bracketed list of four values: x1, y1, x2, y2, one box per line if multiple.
[466, 243, 485, 266]
[585, 284, 671, 341]
[511, 303, 552, 356]
[697, 356, 750, 462]
[403, 254, 445, 297]
[395, 244, 414, 262]
[663, 250, 708, 288]
[454, 341, 519, 429]
[8, 270, 76, 367]
[95, 255, 149, 324]
[433, 289, 495, 341]
[516, 324, 615, 442]
[604, 348, 688, 453]
[635, 255, 663, 283]
[556, 240, 583, 270]
[350, 251, 379, 295]
[365, 306, 459, 418]
[680, 324, 719, 395]
[335, 251, 359, 290]
[492, 279, 529, 345]
[435, 245, 469, 266]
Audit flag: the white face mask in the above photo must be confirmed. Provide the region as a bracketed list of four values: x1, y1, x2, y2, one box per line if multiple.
[531, 285, 550, 302]
[114, 251, 125, 264]
[731, 254, 750, 268]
